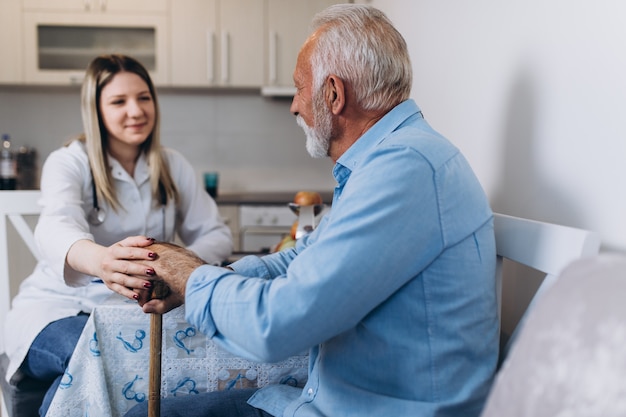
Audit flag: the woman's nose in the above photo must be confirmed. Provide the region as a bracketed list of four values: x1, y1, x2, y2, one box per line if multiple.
[127, 100, 144, 116]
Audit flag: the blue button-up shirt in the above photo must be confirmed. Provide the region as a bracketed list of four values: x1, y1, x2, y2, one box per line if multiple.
[185, 99, 499, 416]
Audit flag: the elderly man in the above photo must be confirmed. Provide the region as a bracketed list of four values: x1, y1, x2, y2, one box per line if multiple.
[127, 4, 499, 417]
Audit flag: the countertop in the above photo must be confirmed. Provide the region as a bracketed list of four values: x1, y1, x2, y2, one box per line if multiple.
[214, 191, 333, 205]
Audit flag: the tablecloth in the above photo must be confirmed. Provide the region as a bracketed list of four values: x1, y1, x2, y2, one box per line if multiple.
[46, 294, 309, 417]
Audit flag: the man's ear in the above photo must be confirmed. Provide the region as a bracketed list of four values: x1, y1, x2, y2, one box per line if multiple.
[325, 75, 345, 115]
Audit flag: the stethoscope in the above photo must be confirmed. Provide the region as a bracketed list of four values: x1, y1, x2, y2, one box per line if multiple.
[87, 172, 168, 240]
[87, 175, 106, 225]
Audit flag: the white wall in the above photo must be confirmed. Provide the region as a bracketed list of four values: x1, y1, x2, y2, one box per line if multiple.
[364, 0, 626, 253]
[0, 87, 336, 194]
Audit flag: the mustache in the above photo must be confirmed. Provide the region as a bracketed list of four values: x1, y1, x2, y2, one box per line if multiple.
[296, 115, 310, 130]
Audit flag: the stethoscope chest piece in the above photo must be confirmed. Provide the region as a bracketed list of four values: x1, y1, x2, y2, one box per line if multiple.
[88, 206, 106, 225]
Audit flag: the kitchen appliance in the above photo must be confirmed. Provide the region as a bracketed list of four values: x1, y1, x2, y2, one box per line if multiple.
[288, 203, 325, 239]
[239, 205, 295, 253]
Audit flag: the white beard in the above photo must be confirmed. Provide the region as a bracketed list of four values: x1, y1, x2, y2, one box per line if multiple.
[297, 115, 328, 158]
[296, 89, 333, 158]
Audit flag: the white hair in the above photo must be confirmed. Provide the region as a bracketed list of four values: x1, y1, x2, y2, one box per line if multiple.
[309, 4, 412, 112]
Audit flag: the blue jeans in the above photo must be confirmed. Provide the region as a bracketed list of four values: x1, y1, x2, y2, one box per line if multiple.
[20, 313, 89, 417]
[125, 388, 274, 417]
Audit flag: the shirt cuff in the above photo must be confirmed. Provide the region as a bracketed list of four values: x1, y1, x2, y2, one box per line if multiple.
[229, 255, 272, 278]
[184, 264, 225, 338]
[247, 384, 303, 417]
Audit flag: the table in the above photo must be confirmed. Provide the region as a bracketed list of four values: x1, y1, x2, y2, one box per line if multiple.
[46, 294, 309, 417]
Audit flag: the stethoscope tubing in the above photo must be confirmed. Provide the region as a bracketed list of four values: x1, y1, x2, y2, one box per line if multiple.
[88, 172, 168, 240]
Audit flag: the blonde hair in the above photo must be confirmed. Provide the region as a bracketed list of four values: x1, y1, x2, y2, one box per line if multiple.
[77, 54, 177, 211]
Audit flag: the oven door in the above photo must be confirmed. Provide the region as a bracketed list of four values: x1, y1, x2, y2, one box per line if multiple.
[240, 226, 291, 253]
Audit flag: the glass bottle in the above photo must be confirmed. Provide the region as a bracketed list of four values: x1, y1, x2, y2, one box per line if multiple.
[0, 134, 17, 190]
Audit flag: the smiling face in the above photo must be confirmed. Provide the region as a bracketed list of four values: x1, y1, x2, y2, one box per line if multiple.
[99, 71, 156, 159]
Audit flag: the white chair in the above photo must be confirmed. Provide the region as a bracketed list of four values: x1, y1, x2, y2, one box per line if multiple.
[482, 254, 626, 417]
[0, 190, 45, 417]
[493, 212, 601, 363]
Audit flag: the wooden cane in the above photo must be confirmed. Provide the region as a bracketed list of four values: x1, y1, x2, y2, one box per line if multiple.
[148, 281, 169, 417]
[148, 312, 162, 417]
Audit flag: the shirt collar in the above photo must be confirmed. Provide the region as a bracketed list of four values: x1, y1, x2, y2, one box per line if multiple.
[108, 151, 150, 185]
[333, 99, 423, 184]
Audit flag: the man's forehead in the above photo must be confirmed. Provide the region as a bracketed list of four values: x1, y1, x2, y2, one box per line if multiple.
[294, 38, 315, 82]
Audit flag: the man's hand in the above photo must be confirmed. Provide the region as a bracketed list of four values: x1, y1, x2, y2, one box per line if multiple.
[137, 242, 207, 314]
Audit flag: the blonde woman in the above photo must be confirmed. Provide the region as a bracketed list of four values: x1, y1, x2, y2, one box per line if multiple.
[3, 54, 232, 416]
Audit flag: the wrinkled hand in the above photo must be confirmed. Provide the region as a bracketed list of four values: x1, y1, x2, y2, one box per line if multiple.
[136, 242, 207, 314]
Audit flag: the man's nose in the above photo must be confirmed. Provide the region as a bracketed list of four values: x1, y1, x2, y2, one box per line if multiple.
[290, 99, 298, 116]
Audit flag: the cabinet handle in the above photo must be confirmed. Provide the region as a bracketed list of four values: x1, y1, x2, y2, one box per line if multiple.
[269, 31, 278, 85]
[83, 0, 91, 11]
[69, 73, 85, 85]
[207, 31, 215, 83]
[221, 31, 230, 84]
[99, 0, 107, 12]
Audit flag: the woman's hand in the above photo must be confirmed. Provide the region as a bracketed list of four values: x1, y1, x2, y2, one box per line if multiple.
[66, 236, 159, 301]
[135, 242, 207, 314]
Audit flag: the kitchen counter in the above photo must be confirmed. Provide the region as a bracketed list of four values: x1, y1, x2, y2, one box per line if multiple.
[215, 191, 332, 254]
[215, 191, 333, 205]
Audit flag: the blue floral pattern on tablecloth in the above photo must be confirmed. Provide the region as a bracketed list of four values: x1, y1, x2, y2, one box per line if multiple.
[46, 294, 309, 417]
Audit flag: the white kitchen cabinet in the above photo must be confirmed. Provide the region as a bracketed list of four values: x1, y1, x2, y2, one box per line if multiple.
[171, 0, 348, 90]
[21, 0, 167, 14]
[170, 0, 264, 88]
[13, 0, 350, 89]
[263, 0, 344, 94]
[22, 11, 169, 85]
[170, 0, 217, 87]
[0, 0, 23, 84]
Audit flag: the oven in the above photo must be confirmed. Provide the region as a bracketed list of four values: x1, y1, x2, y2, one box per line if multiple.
[238, 205, 295, 253]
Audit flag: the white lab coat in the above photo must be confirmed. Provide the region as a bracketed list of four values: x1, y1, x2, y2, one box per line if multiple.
[3, 140, 232, 382]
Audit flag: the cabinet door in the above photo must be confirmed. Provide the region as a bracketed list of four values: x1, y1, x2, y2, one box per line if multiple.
[170, 0, 218, 87]
[218, 0, 264, 87]
[23, 12, 170, 85]
[22, 0, 167, 13]
[265, 0, 347, 89]
[171, 0, 264, 88]
[0, 0, 22, 83]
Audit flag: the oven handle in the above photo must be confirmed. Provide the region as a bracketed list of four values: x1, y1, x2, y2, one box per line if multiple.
[239, 226, 291, 236]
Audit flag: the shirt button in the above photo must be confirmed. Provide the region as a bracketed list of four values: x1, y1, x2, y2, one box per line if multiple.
[307, 388, 313, 396]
